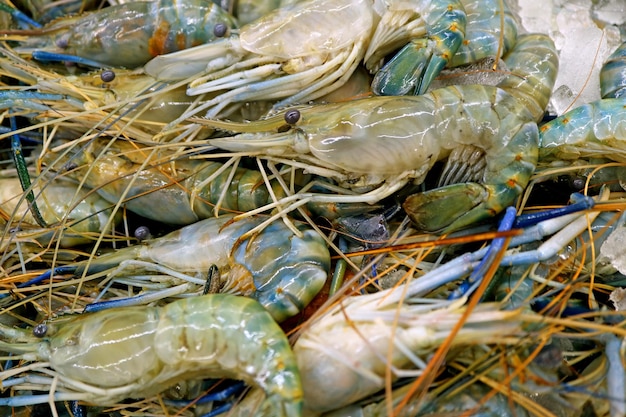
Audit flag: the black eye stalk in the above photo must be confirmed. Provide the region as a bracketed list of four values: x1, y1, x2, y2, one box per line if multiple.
[213, 23, 229, 38]
[100, 70, 116, 83]
[284, 109, 301, 125]
[33, 323, 48, 338]
[134, 226, 151, 242]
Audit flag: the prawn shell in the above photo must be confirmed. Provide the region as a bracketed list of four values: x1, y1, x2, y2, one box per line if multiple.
[239, 0, 374, 59]
[46, 309, 160, 388]
[42, 1, 237, 68]
[539, 99, 626, 161]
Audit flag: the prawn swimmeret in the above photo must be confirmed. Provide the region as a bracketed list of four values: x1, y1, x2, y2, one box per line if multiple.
[193, 34, 559, 233]
[0, 294, 302, 417]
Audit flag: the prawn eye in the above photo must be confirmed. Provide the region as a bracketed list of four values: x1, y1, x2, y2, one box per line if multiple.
[569, 176, 586, 191]
[100, 70, 116, 83]
[213, 23, 228, 38]
[284, 109, 301, 125]
[63, 162, 78, 172]
[134, 226, 151, 241]
[33, 323, 48, 338]
[56, 35, 69, 49]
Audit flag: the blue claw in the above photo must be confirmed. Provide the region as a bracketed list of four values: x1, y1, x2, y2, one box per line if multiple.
[0, 3, 41, 28]
[513, 193, 595, 228]
[449, 206, 517, 299]
[373, 39, 450, 96]
[32, 51, 110, 68]
[0, 266, 77, 300]
[371, 0, 466, 96]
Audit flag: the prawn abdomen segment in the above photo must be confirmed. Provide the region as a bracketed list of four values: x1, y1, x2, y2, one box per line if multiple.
[403, 90, 539, 232]
[154, 295, 303, 412]
[539, 99, 626, 161]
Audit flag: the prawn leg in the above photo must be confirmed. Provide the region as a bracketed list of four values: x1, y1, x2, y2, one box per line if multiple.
[0, 2, 41, 28]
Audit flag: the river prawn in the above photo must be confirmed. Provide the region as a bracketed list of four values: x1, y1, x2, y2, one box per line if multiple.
[0, 293, 302, 417]
[294, 296, 531, 415]
[0, 0, 238, 68]
[0, 50, 202, 140]
[39, 138, 307, 225]
[5, 211, 330, 323]
[193, 33, 558, 234]
[288, 194, 622, 416]
[144, 0, 466, 120]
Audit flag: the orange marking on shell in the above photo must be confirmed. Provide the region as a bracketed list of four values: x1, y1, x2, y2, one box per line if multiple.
[148, 21, 171, 57]
[176, 33, 187, 51]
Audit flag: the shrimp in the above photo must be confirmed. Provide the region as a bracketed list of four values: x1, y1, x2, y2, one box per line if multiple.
[0, 176, 121, 249]
[294, 296, 529, 414]
[291, 195, 615, 415]
[144, 0, 466, 119]
[0, 0, 238, 68]
[7, 212, 330, 322]
[39, 138, 293, 225]
[39, 137, 378, 228]
[539, 41, 626, 163]
[194, 34, 558, 233]
[0, 57, 203, 142]
[0, 293, 302, 417]
[367, 0, 518, 96]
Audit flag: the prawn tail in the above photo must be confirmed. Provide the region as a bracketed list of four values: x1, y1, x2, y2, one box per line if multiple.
[497, 33, 559, 121]
[600, 41, 626, 99]
[370, 0, 467, 96]
[402, 182, 518, 233]
[404, 120, 539, 233]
